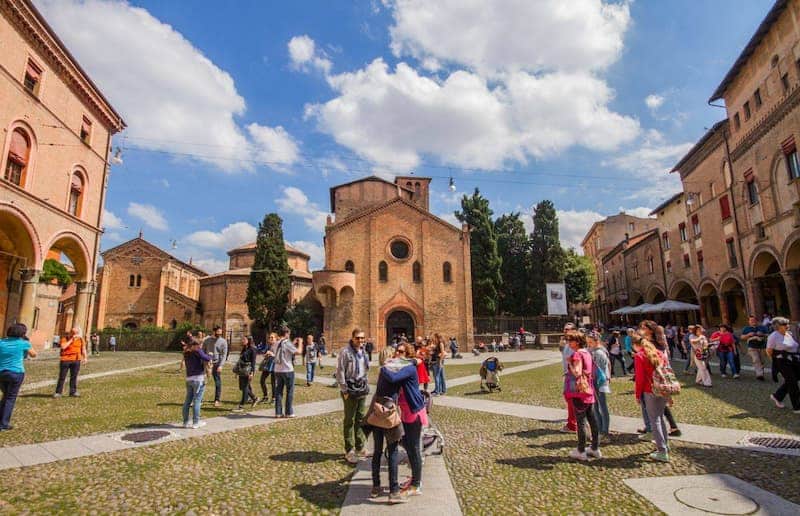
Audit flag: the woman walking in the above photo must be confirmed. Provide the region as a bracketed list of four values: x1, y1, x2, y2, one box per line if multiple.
[303, 334, 319, 386]
[54, 327, 87, 398]
[564, 332, 601, 461]
[607, 331, 626, 377]
[639, 321, 682, 437]
[258, 333, 277, 404]
[234, 336, 257, 411]
[0, 324, 37, 430]
[634, 334, 671, 462]
[767, 317, 800, 412]
[182, 336, 211, 429]
[430, 333, 447, 396]
[690, 326, 712, 387]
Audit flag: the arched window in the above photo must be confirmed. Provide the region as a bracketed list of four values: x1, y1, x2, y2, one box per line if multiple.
[345, 260, 355, 273]
[68, 172, 84, 216]
[5, 128, 31, 186]
[129, 274, 135, 287]
[413, 261, 421, 283]
[379, 261, 388, 282]
[443, 262, 452, 283]
[136, 274, 142, 287]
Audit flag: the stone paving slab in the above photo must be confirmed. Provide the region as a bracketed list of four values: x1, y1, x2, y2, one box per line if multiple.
[624, 474, 800, 515]
[21, 360, 179, 392]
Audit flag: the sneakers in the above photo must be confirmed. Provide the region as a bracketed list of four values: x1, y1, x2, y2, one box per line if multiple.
[286, 414, 297, 418]
[251, 398, 258, 408]
[568, 449, 588, 461]
[388, 492, 408, 504]
[358, 448, 372, 459]
[771, 394, 786, 409]
[403, 486, 422, 497]
[370, 487, 382, 498]
[559, 425, 576, 433]
[733, 374, 740, 379]
[191, 421, 207, 429]
[586, 448, 602, 459]
[233, 406, 244, 412]
[345, 450, 358, 464]
[793, 409, 800, 414]
[52, 393, 62, 398]
[668, 428, 682, 437]
[69, 392, 80, 398]
[214, 400, 221, 408]
[636, 427, 648, 434]
[649, 451, 670, 462]
[721, 374, 727, 378]
[182, 421, 191, 429]
[638, 432, 652, 441]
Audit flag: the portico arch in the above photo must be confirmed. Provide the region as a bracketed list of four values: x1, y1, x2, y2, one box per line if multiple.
[45, 231, 91, 282]
[668, 280, 700, 326]
[720, 275, 747, 327]
[0, 204, 42, 331]
[699, 280, 721, 327]
[750, 249, 789, 318]
[645, 286, 666, 304]
[385, 309, 416, 345]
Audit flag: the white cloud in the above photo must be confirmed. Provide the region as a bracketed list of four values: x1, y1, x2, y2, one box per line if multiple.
[246, 124, 300, 172]
[276, 187, 329, 232]
[184, 222, 257, 250]
[190, 257, 228, 275]
[288, 35, 332, 74]
[127, 202, 168, 231]
[388, 0, 631, 75]
[102, 209, 125, 230]
[621, 206, 656, 219]
[437, 212, 461, 227]
[36, 0, 299, 173]
[288, 240, 325, 270]
[556, 209, 605, 251]
[645, 94, 665, 110]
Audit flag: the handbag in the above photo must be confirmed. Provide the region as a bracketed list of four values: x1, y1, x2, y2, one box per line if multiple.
[259, 355, 274, 372]
[233, 356, 252, 377]
[366, 396, 402, 429]
[346, 378, 370, 398]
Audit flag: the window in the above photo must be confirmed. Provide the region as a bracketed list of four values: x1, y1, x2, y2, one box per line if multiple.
[633, 263, 639, 279]
[743, 101, 751, 120]
[443, 262, 452, 283]
[662, 231, 670, 250]
[666, 260, 672, 274]
[756, 223, 766, 239]
[678, 222, 687, 242]
[746, 172, 759, 204]
[379, 261, 388, 282]
[80, 116, 92, 144]
[628, 222, 634, 232]
[726, 238, 738, 268]
[4, 128, 31, 186]
[68, 172, 84, 216]
[754, 88, 762, 108]
[23, 59, 42, 95]
[683, 254, 690, 268]
[734, 113, 741, 130]
[784, 135, 800, 180]
[129, 275, 135, 287]
[136, 274, 142, 287]
[647, 256, 654, 274]
[782, 73, 790, 93]
[413, 261, 421, 283]
[344, 260, 354, 273]
[390, 239, 410, 260]
[719, 194, 731, 220]
[691, 214, 701, 236]
[697, 251, 704, 276]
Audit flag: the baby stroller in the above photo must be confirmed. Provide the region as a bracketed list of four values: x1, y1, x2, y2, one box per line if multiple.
[480, 356, 503, 392]
[420, 390, 445, 456]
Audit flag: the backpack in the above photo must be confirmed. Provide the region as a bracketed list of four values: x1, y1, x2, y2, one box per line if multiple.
[594, 361, 607, 388]
[366, 396, 401, 429]
[652, 360, 681, 397]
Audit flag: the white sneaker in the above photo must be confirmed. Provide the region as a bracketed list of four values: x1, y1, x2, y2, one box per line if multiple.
[191, 421, 206, 429]
[182, 422, 191, 429]
[771, 394, 786, 409]
[568, 449, 588, 461]
[586, 448, 602, 459]
[345, 450, 358, 464]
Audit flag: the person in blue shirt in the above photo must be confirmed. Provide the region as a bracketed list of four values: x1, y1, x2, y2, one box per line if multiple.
[0, 323, 37, 430]
[741, 315, 770, 381]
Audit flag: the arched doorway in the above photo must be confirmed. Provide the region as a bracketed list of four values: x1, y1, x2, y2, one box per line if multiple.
[752, 250, 788, 318]
[699, 282, 721, 328]
[386, 310, 414, 345]
[0, 206, 40, 331]
[720, 277, 747, 327]
[669, 281, 699, 326]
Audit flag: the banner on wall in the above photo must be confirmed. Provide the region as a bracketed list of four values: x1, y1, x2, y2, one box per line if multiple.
[546, 283, 568, 315]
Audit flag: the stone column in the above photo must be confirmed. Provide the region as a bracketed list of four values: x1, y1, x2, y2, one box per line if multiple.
[780, 270, 800, 322]
[718, 293, 730, 325]
[72, 281, 95, 336]
[746, 279, 765, 319]
[17, 269, 40, 330]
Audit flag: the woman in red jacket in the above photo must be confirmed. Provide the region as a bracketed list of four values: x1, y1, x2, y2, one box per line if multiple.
[634, 335, 671, 462]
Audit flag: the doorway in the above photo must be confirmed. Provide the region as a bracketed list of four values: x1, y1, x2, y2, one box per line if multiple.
[386, 310, 414, 346]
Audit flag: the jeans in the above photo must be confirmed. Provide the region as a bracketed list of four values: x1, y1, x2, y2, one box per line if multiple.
[0, 370, 25, 428]
[182, 379, 205, 425]
[260, 370, 275, 399]
[274, 372, 295, 416]
[342, 393, 367, 452]
[402, 417, 423, 488]
[593, 390, 610, 434]
[372, 427, 400, 493]
[239, 375, 255, 406]
[571, 398, 599, 453]
[432, 363, 446, 394]
[719, 351, 738, 375]
[684, 352, 695, 373]
[212, 363, 222, 402]
[644, 392, 669, 453]
[56, 361, 81, 395]
[306, 362, 316, 383]
[773, 357, 800, 410]
[609, 354, 626, 376]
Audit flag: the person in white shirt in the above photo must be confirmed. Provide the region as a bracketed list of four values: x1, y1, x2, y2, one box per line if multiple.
[766, 317, 800, 412]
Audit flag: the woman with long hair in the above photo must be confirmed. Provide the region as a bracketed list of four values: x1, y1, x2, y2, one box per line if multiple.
[258, 333, 277, 404]
[564, 332, 601, 460]
[690, 326, 712, 387]
[234, 336, 257, 411]
[430, 333, 447, 396]
[638, 321, 682, 437]
[634, 329, 671, 462]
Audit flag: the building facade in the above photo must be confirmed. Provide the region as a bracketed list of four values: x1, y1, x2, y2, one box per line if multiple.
[312, 176, 474, 350]
[0, 0, 124, 348]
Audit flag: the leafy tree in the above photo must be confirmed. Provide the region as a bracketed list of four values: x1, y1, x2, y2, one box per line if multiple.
[528, 200, 565, 315]
[563, 248, 595, 305]
[455, 188, 502, 316]
[494, 213, 530, 315]
[246, 213, 292, 332]
[40, 258, 72, 286]
[283, 304, 316, 339]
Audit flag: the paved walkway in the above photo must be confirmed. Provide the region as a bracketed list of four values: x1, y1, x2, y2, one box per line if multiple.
[20, 360, 179, 392]
[436, 395, 800, 457]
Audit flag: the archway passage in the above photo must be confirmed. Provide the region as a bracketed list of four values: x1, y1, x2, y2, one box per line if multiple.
[386, 310, 414, 346]
[699, 283, 721, 328]
[0, 207, 39, 331]
[720, 277, 747, 327]
[670, 281, 700, 327]
[752, 251, 789, 318]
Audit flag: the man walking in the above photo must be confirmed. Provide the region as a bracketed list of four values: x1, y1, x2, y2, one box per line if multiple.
[89, 332, 100, 356]
[108, 334, 116, 352]
[273, 325, 300, 417]
[741, 315, 769, 380]
[336, 328, 370, 464]
[203, 326, 228, 407]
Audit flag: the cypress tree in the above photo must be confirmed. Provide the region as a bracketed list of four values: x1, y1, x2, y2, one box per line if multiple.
[494, 213, 530, 315]
[528, 200, 565, 315]
[246, 213, 292, 332]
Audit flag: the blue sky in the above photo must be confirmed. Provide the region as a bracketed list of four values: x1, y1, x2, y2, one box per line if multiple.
[36, 0, 773, 273]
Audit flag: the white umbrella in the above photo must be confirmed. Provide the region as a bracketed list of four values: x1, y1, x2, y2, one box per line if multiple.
[628, 303, 658, 314]
[653, 299, 700, 313]
[610, 306, 635, 315]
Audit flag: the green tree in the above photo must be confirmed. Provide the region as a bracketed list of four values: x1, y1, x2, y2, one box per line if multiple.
[494, 213, 530, 315]
[528, 200, 565, 315]
[284, 304, 316, 339]
[563, 248, 595, 305]
[455, 188, 502, 316]
[40, 258, 72, 286]
[246, 213, 292, 332]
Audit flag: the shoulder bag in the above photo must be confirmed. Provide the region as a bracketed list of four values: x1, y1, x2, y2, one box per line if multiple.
[366, 396, 402, 429]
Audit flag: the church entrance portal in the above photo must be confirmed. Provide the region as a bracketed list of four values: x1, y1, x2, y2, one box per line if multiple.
[386, 310, 414, 346]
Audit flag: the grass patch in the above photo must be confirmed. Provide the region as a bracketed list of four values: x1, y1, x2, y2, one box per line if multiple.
[21, 351, 179, 385]
[437, 406, 800, 514]
[448, 362, 800, 435]
[0, 413, 354, 514]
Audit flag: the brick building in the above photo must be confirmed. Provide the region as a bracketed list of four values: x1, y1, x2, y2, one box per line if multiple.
[0, 0, 125, 348]
[312, 176, 474, 350]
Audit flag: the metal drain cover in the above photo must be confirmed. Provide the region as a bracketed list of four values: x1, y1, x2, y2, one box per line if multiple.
[120, 430, 172, 443]
[747, 436, 800, 449]
[674, 487, 759, 515]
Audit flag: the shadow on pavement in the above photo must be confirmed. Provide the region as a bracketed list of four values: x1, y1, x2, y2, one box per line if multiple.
[271, 450, 342, 463]
[295, 474, 355, 511]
